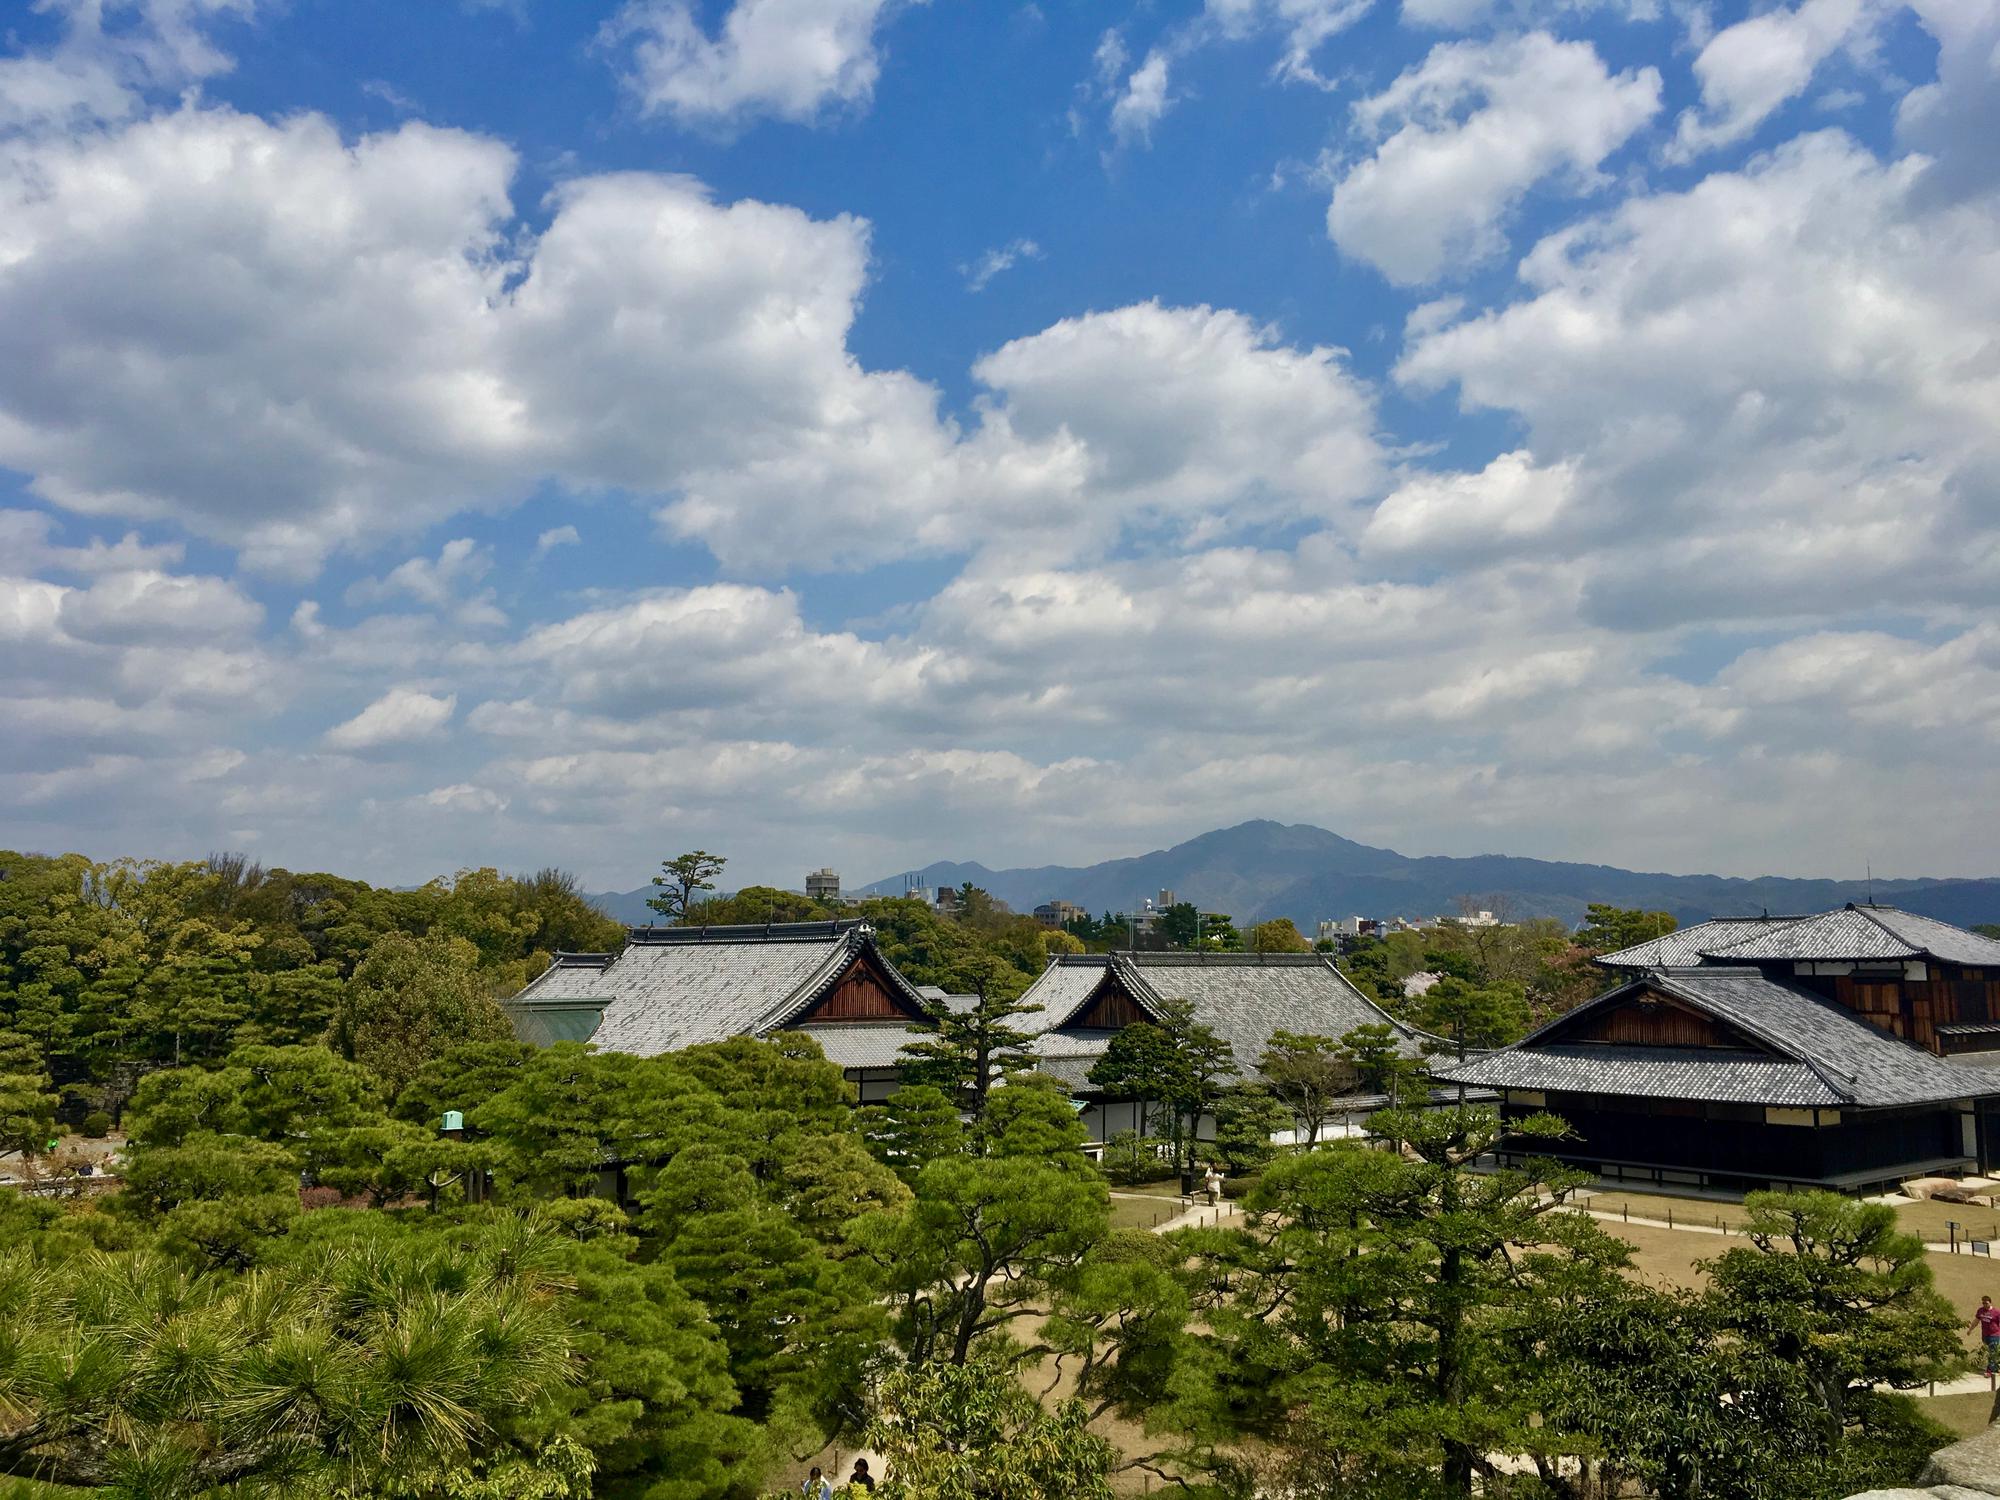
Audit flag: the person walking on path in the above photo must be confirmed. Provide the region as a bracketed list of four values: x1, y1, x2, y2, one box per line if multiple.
[1203, 1163, 1223, 1206]
[847, 1457, 877, 1490]
[800, 1465, 832, 1499]
[1972, 1296, 2000, 1389]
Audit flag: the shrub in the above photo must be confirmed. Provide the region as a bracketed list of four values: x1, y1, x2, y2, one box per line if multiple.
[80, 1111, 113, 1139]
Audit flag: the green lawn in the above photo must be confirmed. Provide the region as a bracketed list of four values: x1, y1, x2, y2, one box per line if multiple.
[1575, 1187, 2000, 1248]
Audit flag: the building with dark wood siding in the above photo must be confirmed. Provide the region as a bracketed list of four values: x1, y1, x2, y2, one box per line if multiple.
[503, 920, 942, 1101]
[1435, 905, 2000, 1191]
[1019, 952, 1434, 1143]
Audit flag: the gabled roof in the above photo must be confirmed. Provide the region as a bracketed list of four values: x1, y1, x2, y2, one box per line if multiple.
[505, 921, 932, 1059]
[1019, 952, 1431, 1090]
[1699, 905, 2000, 966]
[1596, 916, 1807, 970]
[1436, 967, 2000, 1108]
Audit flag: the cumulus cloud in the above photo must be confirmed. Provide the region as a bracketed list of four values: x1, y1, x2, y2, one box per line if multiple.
[603, 0, 915, 128]
[1669, 0, 1883, 160]
[324, 687, 459, 751]
[1396, 129, 2000, 626]
[0, 0, 257, 132]
[1328, 34, 1661, 283]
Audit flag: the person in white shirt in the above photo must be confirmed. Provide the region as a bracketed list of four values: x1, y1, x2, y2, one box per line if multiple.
[799, 1465, 832, 1499]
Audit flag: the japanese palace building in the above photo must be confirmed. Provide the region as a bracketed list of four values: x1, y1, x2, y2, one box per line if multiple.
[1017, 951, 1432, 1142]
[504, 919, 950, 1102]
[1434, 904, 2000, 1192]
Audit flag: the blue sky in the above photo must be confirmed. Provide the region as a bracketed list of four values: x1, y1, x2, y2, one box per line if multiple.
[1, 0, 1996, 893]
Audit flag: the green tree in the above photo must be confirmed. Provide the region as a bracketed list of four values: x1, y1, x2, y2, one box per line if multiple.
[0, 1027, 59, 1156]
[333, 931, 514, 1093]
[897, 976, 1040, 1124]
[0, 1228, 586, 1495]
[860, 1083, 966, 1184]
[858, 1350, 1115, 1500]
[686, 884, 833, 925]
[855, 1079, 1108, 1367]
[1248, 917, 1312, 953]
[1211, 1086, 1286, 1175]
[648, 851, 728, 923]
[1179, 1105, 1629, 1497]
[1575, 904, 1678, 953]
[1706, 1191, 1964, 1435]
[1409, 975, 1532, 1051]
[1259, 1030, 1352, 1144]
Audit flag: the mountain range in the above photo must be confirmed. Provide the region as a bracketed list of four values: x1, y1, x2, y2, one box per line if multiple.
[586, 821, 2000, 931]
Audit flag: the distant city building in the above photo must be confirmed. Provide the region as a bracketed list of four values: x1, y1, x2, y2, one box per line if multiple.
[1033, 900, 1088, 928]
[933, 886, 963, 916]
[806, 868, 842, 903]
[1318, 917, 1364, 941]
[1156, 888, 1177, 910]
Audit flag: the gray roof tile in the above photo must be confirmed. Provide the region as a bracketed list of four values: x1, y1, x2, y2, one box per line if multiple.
[1438, 966, 1999, 1108]
[1597, 917, 1807, 969]
[505, 922, 930, 1060]
[1019, 952, 1430, 1090]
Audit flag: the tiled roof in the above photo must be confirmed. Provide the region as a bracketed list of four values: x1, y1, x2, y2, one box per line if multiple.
[1019, 952, 1430, 1092]
[1596, 917, 1807, 970]
[794, 1021, 935, 1070]
[1437, 967, 2000, 1108]
[505, 921, 930, 1060]
[1449, 1044, 1842, 1106]
[1696, 905, 2000, 965]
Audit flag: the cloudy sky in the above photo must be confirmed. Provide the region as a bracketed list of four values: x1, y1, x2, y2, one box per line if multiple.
[2, 0, 1996, 893]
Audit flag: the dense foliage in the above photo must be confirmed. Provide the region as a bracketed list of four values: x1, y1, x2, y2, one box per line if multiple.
[0, 861, 1973, 1499]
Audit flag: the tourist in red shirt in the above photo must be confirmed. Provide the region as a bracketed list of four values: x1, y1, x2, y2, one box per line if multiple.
[1973, 1296, 2000, 1387]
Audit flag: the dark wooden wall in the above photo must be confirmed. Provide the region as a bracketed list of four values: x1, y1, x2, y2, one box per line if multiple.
[1070, 985, 1148, 1031]
[1565, 997, 1740, 1049]
[804, 957, 914, 1021]
[1830, 965, 1999, 1053]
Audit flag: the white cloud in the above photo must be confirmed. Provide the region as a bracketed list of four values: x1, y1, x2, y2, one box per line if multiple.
[1897, 0, 2000, 201]
[532, 525, 581, 559]
[1110, 51, 1175, 144]
[603, 0, 915, 128]
[1204, 0, 1375, 86]
[346, 538, 494, 609]
[324, 687, 459, 751]
[57, 568, 264, 644]
[1669, 0, 1882, 160]
[962, 238, 1043, 292]
[1362, 451, 1578, 558]
[1396, 129, 2000, 626]
[1328, 34, 1661, 284]
[0, 0, 258, 132]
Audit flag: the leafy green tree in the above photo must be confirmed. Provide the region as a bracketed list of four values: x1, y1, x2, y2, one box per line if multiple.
[394, 1038, 540, 1128]
[334, 931, 514, 1093]
[898, 977, 1040, 1123]
[115, 1132, 301, 1268]
[1087, 1021, 1184, 1146]
[858, 1350, 1115, 1500]
[855, 1079, 1108, 1366]
[1211, 1086, 1286, 1175]
[0, 1027, 59, 1156]
[648, 851, 729, 923]
[1249, 918, 1312, 953]
[859, 1083, 966, 1184]
[1705, 1191, 1964, 1434]
[1178, 1105, 1629, 1497]
[686, 884, 834, 925]
[1409, 975, 1531, 1051]
[1575, 904, 1678, 953]
[1259, 1030, 1351, 1144]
